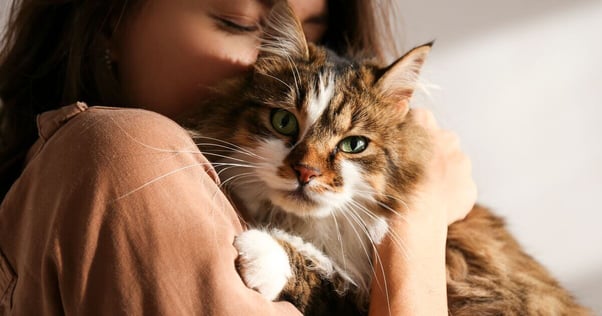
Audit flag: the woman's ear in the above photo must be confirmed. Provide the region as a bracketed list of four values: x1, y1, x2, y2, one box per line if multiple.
[98, 34, 119, 65]
[99, 9, 129, 65]
[375, 42, 433, 117]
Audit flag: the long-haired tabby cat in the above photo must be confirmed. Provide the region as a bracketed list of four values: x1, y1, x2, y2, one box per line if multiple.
[182, 2, 590, 315]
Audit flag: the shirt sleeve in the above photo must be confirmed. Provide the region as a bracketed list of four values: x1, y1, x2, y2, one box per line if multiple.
[12, 106, 301, 315]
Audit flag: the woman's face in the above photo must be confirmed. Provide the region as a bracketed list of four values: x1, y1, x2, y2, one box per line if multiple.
[114, 0, 327, 119]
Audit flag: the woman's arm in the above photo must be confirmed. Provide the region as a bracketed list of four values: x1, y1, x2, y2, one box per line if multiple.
[0, 105, 301, 315]
[369, 108, 477, 315]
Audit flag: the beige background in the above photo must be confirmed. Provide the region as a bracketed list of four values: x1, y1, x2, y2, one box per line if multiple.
[1, 0, 601, 313]
[396, 0, 602, 313]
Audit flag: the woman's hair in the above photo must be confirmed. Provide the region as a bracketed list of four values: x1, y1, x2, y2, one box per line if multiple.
[0, 0, 401, 198]
[321, 0, 401, 62]
[0, 0, 142, 197]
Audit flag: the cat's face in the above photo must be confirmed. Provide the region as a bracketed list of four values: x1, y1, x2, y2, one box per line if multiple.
[190, 2, 430, 218]
[240, 55, 393, 217]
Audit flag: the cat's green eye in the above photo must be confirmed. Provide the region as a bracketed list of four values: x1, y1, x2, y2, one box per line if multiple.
[271, 109, 299, 136]
[338, 136, 368, 154]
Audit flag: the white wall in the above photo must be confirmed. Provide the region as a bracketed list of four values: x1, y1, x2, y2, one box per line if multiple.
[396, 0, 602, 313]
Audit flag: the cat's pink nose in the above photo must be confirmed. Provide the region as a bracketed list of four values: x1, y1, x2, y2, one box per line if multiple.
[293, 164, 321, 185]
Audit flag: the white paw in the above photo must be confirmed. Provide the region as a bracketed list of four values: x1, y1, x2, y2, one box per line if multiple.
[234, 229, 292, 301]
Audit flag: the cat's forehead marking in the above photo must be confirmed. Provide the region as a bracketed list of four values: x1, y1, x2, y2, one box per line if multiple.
[305, 70, 335, 131]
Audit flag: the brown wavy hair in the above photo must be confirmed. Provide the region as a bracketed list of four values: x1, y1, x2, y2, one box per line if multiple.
[0, 0, 401, 199]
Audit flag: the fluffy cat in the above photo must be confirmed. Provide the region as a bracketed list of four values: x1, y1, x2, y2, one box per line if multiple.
[182, 2, 590, 315]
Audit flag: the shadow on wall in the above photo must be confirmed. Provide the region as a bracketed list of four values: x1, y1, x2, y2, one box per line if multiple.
[568, 270, 602, 315]
[396, 0, 601, 49]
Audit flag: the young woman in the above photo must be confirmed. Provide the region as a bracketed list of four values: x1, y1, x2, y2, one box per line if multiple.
[0, 0, 476, 314]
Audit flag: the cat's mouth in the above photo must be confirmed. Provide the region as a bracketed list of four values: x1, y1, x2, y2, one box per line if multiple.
[284, 187, 316, 204]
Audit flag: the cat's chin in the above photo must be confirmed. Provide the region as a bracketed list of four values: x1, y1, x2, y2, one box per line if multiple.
[270, 190, 333, 218]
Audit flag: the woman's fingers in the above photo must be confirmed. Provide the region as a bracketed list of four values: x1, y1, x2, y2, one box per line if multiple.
[410, 108, 476, 224]
[412, 107, 439, 130]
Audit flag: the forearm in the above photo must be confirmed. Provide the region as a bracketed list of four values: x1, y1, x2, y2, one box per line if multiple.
[369, 210, 449, 316]
[368, 108, 475, 315]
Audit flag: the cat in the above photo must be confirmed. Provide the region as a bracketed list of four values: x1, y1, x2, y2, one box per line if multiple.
[182, 2, 590, 315]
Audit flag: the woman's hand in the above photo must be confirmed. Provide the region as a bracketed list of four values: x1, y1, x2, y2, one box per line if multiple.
[369, 108, 476, 316]
[411, 107, 477, 225]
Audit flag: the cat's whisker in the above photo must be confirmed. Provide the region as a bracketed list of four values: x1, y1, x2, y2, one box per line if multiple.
[255, 71, 294, 93]
[109, 117, 202, 155]
[350, 200, 411, 259]
[363, 191, 412, 215]
[347, 200, 407, 310]
[213, 167, 249, 191]
[369, 244, 393, 316]
[113, 162, 213, 201]
[343, 205, 376, 288]
[201, 152, 252, 165]
[330, 212, 347, 276]
[344, 204, 380, 259]
[203, 152, 265, 168]
[353, 188, 411, 224]
[192, 136, 266, 161]
[214, 165, 259, 184]
[283, 54, 301, 97]
[219, 173, 257, 192]
[195, 142, 267, 161]
[292, 60, 301, 96]
[212, 165, 260, 185]
[194, 148, 234, 155]
[211, 162, 263, 171]
[227, 180, 263, 194]
[253, 160, 281, 170]
[222, 173, 261, 188]
[363, 248, 392, 314]
[222, 179, 259, 197]
[347, 200, 381, 223]
[354, 189, 410, 210]
[337, 206, 377, 286]
[374, 200, 410, 225]
[345, 204, 393, 313]
[348, 200, 411, 262]
[352, 188, 376, 196]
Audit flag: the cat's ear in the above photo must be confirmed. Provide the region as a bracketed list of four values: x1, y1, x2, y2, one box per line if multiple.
[375, 42, 433, 117]
[256, 1, 310, 65]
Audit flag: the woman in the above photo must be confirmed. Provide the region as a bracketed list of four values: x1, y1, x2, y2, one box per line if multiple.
[0, 0, 476, 314]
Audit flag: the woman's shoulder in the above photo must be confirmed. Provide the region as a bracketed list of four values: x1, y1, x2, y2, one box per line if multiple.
[69, 104, 191, 143]
[84, 105, 183, 131]
[37, 103, 194, 154]
[15, 103, 222, 203]
[28, 103, 210, 181]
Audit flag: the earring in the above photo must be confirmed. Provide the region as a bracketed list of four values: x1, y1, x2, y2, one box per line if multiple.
[103, 48, 113, 71]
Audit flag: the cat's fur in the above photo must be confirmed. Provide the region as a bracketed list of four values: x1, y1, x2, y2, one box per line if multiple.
[182, 2, 590, 315]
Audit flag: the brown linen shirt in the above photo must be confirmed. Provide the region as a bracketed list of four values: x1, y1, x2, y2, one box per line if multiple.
[0, 103, 301, 315]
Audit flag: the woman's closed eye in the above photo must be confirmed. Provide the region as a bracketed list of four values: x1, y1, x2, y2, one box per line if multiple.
[213, 15, 260, 34]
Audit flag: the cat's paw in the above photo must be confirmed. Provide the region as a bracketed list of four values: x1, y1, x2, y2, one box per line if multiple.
[234, 229, 292, 301]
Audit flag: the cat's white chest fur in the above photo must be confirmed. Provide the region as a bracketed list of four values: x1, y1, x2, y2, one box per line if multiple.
[256, 204, 390, 295]
[307, 209, 388, 291]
